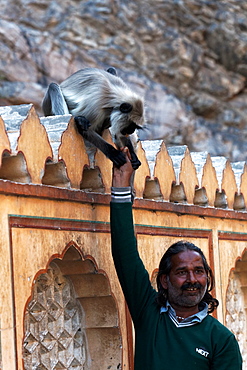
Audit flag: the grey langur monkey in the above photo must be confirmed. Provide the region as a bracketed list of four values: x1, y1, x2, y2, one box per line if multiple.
[42, 67, 145, 169]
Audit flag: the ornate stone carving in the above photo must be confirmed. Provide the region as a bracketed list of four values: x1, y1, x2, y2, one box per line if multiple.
[23, 262, 90, 369]
[225, 270, 246, 367]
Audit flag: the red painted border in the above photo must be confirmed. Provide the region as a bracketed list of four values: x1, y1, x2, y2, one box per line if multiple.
[218, 231, 247, 241]
[1, 179, 247, 220]
[9, 216, 110, 233]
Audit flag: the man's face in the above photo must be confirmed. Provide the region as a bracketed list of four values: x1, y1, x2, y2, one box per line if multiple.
[160, 250, 208, 309]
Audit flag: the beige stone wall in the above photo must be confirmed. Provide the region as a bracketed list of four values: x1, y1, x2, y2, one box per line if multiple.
[0, 193, 125, 369]
[1, 184, 247, 369]
[0, 105, 246, 369]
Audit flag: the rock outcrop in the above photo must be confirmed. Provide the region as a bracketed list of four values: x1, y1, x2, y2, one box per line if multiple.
[1, 0, 247, 161]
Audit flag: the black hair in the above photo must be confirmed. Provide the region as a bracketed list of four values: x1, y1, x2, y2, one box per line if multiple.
[156, 240, 219, 313]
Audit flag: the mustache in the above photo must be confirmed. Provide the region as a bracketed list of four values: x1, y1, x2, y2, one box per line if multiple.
[181, 282, 202, 290]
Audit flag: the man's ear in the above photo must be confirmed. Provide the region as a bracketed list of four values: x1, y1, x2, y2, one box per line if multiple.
[160, 274, 168, 290]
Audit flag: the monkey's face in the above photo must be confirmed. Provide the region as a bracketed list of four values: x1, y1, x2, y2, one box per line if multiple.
[109, 98, 145, 148]
[120, 120, 140, 135]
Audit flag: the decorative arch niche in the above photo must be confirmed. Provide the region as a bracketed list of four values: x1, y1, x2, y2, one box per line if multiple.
[225, 250, 247, 367]
[23, 243, 122, 370]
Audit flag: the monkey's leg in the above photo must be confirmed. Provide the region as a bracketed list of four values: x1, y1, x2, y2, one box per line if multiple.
[42, 83, 70, 116]
[74, 116, 127, 168]
[74, 116, 91, 132]
[123, 137, 141, 170]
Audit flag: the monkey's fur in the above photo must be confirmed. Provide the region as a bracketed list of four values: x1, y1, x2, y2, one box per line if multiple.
[42, 67, 145, 169]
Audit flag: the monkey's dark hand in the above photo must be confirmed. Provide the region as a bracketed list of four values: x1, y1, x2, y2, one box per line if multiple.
[108, 146, 128, 168]
[130, 156, 141, 170]
[110, 147, 141, 170]
[123, 137, 142, 170]
[74, 116, 91, 135]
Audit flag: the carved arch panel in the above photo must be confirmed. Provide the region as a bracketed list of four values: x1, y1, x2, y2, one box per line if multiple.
[23, 244, 122, 370]
[225, 251, 247, 368]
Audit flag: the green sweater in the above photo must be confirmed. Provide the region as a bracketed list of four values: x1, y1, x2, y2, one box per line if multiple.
[110, 202, 242, 370]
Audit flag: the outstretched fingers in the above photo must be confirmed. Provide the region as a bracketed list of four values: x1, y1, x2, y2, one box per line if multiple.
[112, 147, 135, 188]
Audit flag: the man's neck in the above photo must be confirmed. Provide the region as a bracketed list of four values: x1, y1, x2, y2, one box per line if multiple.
[171, 304, 200, 319]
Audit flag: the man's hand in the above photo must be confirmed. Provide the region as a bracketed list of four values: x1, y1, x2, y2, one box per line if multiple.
[112, 147, 135, 187]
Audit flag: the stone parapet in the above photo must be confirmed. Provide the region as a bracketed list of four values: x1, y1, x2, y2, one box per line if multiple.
[0, 104, 246, 211]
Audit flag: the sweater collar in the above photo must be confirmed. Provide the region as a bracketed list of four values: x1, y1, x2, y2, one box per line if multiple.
[160, 301, 208, 326]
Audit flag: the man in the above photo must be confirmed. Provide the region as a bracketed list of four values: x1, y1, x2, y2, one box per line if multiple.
[110, 148, 242, 370]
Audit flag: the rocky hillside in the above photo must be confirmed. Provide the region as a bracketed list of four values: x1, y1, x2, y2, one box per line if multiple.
[1, 0, 247, 161]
